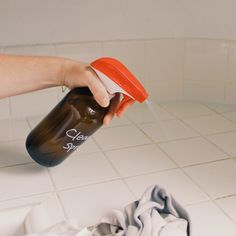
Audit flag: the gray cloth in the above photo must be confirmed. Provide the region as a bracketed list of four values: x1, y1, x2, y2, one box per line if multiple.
[89, 185, 191, 236]
[25, 185, 191, 236]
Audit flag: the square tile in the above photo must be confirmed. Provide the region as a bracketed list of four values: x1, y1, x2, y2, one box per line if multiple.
[183, 114, 236, 135]
[125, 169, 209, 205]
[217, 195, 236, 222]
[27, 115, 44, 129]
[0, 140, 32, 167]
[0, 163, 54, 201]
[185, 39, 228, 81]
[204, 102, 236, 113]
[184, 80, 225, 103]
[146, 79, 184, 102]
[106, 144, 176, 177]
[0, 118, 30, 141]
[75, 137, 100, 155]
[146, 39, 184, 83]
[159, 137, 228, 167]
[140, 120, 198, 143]
[49, 152, 119, 189]
[160, 101, 214, 118]
[55, 42, 102, 62]
[102, 40, 146, 85]
[10, 88, 58, 117]
[186, 201, 236, 236]
[126, 102, 174, 124]
[59, 180, 135, 227]
[0, 98, 10, 119]
[207, 131, 236, 156]
[222, 111, 236, 123]
[93, 125, 151, 151]
[103, 116, 131, 128]
[184, 160, 236, 198]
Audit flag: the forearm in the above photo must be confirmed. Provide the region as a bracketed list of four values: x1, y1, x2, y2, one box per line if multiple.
[0, 54, 65, 98]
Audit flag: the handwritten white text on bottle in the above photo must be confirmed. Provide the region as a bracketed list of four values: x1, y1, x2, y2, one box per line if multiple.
[63, 128, 88, 152]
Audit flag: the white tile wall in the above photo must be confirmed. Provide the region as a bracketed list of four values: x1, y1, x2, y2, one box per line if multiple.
[228, 41, 236, 83]
[3, 45, 55, 56]
[55, 42, 102, 63]
[102, 40, 146, 85]
[185, 39, 228, 82]
[145, 39, 185, 100]
[184, 80, 225, 103]
[0, 98, 11, 119]
[3, 0, 236, 46]
[225, 83, 236, 104]
[1, 38, 236, 117]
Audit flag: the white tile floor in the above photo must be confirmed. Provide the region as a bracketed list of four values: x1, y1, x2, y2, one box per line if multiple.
[0, 101, 236, 235]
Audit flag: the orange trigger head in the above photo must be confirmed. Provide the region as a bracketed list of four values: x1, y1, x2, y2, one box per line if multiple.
[115, 94, 134, 115]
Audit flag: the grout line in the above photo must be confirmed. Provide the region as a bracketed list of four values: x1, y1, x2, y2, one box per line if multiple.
[46, 167, 69, 219]
[56, 178, 122, 194]
[215, 193, 236, 201]
[0, 190, 58, 204]
[157, 102, 236, 158]
[8, 97, 12, 117]
[121, 166, 180, 181]
[25, 117, 32, 130]
[2, 37, 236, 50]
[224, 40, 231, 102]
[202, 100, 236, 112]
[182, 38, 186, 99]
[182, 161, 236, 225]
[91, 134, 138, 199]
[154, 102, 236, 223]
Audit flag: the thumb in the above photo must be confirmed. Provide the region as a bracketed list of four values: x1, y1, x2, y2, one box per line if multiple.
[84, 68, 110, 107]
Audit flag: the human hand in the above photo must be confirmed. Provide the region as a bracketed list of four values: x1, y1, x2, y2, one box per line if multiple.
[61, 59, 134, 125]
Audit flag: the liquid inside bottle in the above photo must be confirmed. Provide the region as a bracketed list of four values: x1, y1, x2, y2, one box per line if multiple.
[25, 87, 109, 167]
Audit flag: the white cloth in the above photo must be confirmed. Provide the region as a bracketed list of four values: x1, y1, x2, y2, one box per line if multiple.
[24, 185, 191, 236]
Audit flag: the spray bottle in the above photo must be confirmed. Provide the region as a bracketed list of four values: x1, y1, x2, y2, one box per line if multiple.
[25, 57, 148, 167]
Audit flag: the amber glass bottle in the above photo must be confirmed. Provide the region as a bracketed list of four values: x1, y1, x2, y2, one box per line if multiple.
[25, 87, 109, 167]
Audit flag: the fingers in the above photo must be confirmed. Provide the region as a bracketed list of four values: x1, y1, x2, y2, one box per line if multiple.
[83, 68, 110, 107]
[103, 93, 120, 125]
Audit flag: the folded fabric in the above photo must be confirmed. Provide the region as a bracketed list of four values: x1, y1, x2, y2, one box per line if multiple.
[24, 185, 191, 236]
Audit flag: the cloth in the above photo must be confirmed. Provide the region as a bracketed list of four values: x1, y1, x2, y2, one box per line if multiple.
[24, 185, 191, 236]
